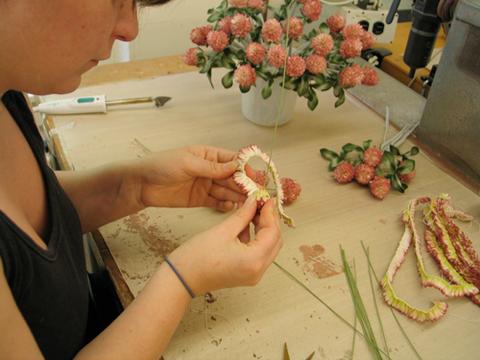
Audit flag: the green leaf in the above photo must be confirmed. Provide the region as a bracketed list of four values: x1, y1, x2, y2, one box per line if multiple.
[221, 71, 234, 88]
[320, 148, 339, 161]
[328, 157, 341, 171]
[207, 12, 223, 22]
[261, 84, 272, 99]
[398, 159, 415, 174]
[335, 90, 346, 107]
[297, 78, 309, 97]
[390, 174, 407, 193]
[312, 74, 326, 86]
[333, 85, 342, 97]
[239, 85, 251, 93]
[319, 82, 332, 91]
[405, 146, 420, 157]
[221, 54, 236, 69]
[342, 143, 362, 153]
[307, 92, 319, 110]
[376, 152, 396, 177]
[363, 140, 372, 150]
[389, 145, 400, 156]
[319, 23, 329, 33]
[206, 69, 214, 89]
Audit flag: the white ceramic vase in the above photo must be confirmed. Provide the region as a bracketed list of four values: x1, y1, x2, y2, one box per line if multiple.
[241, 78, 297, 127]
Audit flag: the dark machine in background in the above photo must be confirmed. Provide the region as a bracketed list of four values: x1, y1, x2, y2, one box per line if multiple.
[416, 0, 480, 188]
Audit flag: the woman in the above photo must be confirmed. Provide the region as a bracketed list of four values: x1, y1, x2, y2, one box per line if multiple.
[0, 0, 282, 358]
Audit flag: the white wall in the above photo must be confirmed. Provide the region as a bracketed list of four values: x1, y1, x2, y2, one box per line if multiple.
[123, 0, 412, 62]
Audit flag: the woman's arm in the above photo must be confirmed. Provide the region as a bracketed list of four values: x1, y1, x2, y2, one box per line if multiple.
[56, 145, 245, 233]
[1, 197, 281, 359]
[76, 197, 281, 359]
[0, 259, 44, 359]
[56, 162, 145, 233]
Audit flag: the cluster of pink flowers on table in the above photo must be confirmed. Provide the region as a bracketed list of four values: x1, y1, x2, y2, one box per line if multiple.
[183, 0, 379, 109]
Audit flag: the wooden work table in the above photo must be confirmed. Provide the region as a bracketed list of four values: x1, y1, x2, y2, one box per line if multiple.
[46, 57, 479, 359]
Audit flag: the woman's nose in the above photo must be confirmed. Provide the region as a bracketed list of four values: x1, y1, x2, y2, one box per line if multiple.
[113, 1, 139, 42]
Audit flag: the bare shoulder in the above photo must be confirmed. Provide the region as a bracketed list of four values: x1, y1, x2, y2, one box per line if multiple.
[0, 257, 44, 359]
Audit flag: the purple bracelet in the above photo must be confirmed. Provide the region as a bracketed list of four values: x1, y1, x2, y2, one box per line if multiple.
[164, 257, 195, 298]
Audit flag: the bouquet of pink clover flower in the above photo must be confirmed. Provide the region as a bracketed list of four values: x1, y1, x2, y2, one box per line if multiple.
[183, 0, 379, 110]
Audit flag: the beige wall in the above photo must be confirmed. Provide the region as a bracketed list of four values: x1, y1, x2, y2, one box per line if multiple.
[130, 0, 219, 61]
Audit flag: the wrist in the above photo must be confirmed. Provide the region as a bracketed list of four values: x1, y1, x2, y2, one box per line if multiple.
[115, 160, 147, 213]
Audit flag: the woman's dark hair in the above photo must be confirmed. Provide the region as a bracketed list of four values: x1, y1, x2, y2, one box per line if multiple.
[137, 0, 172, 5]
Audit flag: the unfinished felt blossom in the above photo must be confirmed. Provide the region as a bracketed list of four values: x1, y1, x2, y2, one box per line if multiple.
[281, 177, 302, 205]
[234, 145, 295, 227]
[381, 196, 479, 322]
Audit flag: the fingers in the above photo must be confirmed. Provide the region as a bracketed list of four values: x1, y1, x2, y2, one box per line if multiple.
[219, 196, 257, 235]
[210, 184, 246, 204]
[238, 225, 251, 244]
[250, 199, 282, 257]
[187, 157, 238, 180]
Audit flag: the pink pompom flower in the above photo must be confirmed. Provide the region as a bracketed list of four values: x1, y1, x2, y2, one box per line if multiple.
[361, 31, 376, 50]
[285, 17, 304, 40]
[342, 23, 365, 40]
[190, 25, 212, 46]
[234, 64, 257, 88]
[218, 16, 233, 35]
[286, 56, 306, 78]
[231, 13, 252, 37]
[305, 54, 327, 74]
[362, 67, 379, 85]
[261, 19, 283, 43]
[339, 38, 363, 58]
[326, 14, 346, 33]
[311, 33, 334, 56]
[301, 0, 322, 21]
[267, 44, 287, 68]
[229, 0, 248, 7]
[247, 0, 264, 9]
[246, 42, 266, 65]
[207, 31, 229, 52]
[183, 48, 199, 66]
[339, 64, 364, 88]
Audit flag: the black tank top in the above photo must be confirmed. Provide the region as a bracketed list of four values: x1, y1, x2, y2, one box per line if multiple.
[0, 91, 90, 359]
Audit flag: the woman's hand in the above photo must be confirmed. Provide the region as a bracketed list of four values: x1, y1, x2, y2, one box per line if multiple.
[166, 197, 282, 295]
[135, 145, 246, 212]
